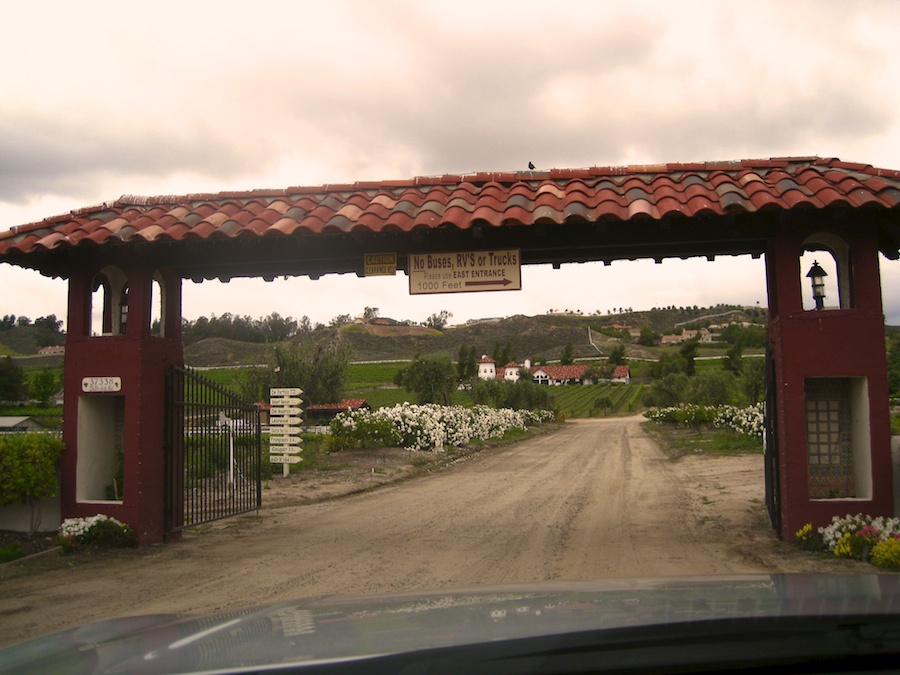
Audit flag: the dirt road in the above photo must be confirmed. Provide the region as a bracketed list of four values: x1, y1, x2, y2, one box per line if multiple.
[0, 416, 862, 648]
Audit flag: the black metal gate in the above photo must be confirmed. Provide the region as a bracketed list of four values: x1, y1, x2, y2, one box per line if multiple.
[164, 365, 261, 535]
[763, 347, 782, 536]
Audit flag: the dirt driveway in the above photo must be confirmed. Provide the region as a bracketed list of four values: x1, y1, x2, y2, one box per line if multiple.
[0, 416, 865, 648]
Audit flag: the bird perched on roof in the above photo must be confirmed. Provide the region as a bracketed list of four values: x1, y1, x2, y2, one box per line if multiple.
[528, 162, 535, 170]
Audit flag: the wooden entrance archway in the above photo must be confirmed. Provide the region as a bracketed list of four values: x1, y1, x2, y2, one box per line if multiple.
[2, 156, 899, 544]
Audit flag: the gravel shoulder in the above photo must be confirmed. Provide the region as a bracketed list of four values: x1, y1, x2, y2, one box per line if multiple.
[0, 417, 867, 648]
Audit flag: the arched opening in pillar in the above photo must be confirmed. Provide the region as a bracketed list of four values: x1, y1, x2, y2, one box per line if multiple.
[150, 273, 165, 337]
[799, 233, 851, 311]
[89, 266, 129, 335]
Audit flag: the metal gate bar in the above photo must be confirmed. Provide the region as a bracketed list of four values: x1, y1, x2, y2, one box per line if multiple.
[165, 365, 261, 534]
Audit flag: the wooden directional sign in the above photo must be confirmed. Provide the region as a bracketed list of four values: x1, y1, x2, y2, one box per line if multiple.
[269, 406, 302, 416]
[271, 387, 302, 396]
[270, 455, 303, 464]
[270, 444, 302, 454]
[269, 387, 304, 476]
[269, 416, 301, 426]
[270, 397, 302, 406]
[409, 249, 521, 295]
[270, 435, 301, 445]
[267, 425, 300, 434]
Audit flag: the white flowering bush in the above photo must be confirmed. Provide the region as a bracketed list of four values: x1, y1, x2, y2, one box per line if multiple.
[57, 514, 136, 551]
[645, 403, 765, 439]
[329, 403, 553, 451]
[714, 403, 765, 438]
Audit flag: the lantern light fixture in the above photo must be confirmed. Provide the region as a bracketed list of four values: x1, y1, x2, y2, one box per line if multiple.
[806, 260, 827, 310]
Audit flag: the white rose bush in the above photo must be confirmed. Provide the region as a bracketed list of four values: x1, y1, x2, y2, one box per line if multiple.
[329, 402, 553, 451]
[57, 514, 136, 551]
[644, 403, 764, 439]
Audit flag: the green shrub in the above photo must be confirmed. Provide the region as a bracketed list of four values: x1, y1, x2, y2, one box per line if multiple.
[0, 433, 64, 534]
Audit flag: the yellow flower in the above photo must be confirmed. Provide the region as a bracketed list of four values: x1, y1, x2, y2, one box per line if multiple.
[834, 533, 855, 558]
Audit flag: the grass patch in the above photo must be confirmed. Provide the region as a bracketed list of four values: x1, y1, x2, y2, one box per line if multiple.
[643, 421, 762, 459]
[0, 545, 26, 563]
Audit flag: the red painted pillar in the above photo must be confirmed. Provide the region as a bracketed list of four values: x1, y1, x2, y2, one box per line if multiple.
[766, 223, 893, 540]
[62, 259, 183, 545]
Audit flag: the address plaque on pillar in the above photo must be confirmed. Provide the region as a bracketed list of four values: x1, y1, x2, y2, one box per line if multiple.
[82, 376, 122, 393]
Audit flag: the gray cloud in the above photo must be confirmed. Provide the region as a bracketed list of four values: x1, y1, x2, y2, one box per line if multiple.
[0, 112, 271, 203]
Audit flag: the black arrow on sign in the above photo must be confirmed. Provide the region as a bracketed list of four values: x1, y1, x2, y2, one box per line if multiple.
[465, 279, 514, 287]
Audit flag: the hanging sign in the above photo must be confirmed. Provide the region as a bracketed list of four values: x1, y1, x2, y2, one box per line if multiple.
[408, 249, 521, 295]
[364, 253, 397, 276]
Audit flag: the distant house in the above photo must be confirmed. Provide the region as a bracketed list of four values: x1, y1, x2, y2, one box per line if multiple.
[611, 365, 630, 383]
[502, 362, 521, 381]
[531, 364, 591, 386]
[477, 355, 496, 380]
[38, 345, 65, 355]
[304, 399, 370, 426]
[662, 329, 713, 345]
[0, 416, 46, 432]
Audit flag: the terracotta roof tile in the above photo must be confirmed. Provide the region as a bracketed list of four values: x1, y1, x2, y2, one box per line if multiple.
[3, 157, 900, 261]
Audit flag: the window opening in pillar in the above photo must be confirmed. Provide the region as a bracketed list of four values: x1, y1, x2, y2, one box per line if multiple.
[805, 377, 871, 499]
[76, 395, 126, 502]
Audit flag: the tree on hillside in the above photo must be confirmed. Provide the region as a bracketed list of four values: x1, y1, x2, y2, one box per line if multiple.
[239, 334, 352, 404]
[456, 344, 478, 383]
[424, 310, 452, 330]
[560, 341, 574, 365]
[741, 359, 766, 404]
[637, 326, 658, 346]
[0, 357, 27, 402]
[723, 342, 743, 374]
[363, 307, 379, 320]
[396, 354, 457, 405]
[607, 344, 627, 366]
[649, 353, 687, 379]
[492, 340, 514, 366]
[679, 338, 700, 376]
[31, 369, 59, 407]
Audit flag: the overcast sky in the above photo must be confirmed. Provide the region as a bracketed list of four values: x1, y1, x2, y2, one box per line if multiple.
[2, 0, 900, 328]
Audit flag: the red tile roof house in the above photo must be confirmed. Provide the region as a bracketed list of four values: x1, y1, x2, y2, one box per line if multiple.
[304, 399, 370, 426]
[530, 364, 593, 386]
[610, 365, 631, 383]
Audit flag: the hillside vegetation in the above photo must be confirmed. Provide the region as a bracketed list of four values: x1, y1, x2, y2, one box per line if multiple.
[182, 304, 766, 366]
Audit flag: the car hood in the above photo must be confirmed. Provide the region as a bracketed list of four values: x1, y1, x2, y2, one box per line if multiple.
[2, 574, 900, 674]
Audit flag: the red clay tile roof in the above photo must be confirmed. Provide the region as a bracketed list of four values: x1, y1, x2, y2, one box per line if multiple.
[2, 157, 899, 260]
[612, 365, 630, 379]
[305, 398, 369, 412]
[532, 364, 589, 381]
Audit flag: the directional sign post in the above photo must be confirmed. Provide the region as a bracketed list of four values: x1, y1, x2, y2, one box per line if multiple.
[408, 249, 521, 295]
[269, 387, 303, 477]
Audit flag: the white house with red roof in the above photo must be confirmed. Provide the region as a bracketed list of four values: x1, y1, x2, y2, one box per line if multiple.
[477, 355, 496, 380]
